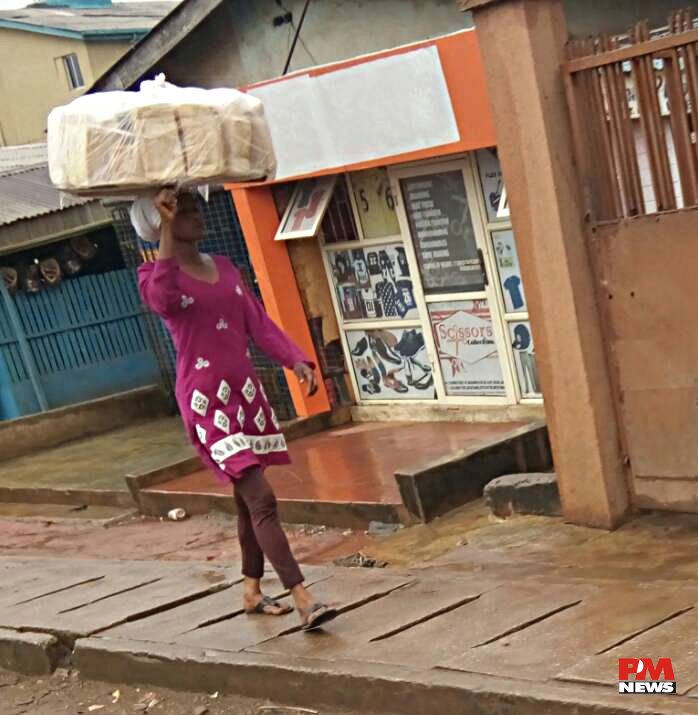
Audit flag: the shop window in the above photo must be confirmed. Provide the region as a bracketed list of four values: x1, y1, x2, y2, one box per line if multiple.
[346, 327, 435, 400]
[321, 177, 358, 244]
[400, 170, 485, 294]
[428, 300, 506, 397]
[509, 321, 541, 397]
[327, 243, 417, 322]
[476, 148, 507, 222]
[63, 53, 85, 90]
[348, 167, 400, 239]
[491, 229, 526, 314]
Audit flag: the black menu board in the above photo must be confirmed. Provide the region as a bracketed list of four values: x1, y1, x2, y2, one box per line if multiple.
[401, 170, 485, 294]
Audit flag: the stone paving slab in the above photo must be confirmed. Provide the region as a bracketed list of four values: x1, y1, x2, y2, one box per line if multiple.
[250, 576, 484, 660]
[102, 566, 332, 643]
[444, 583, 698, 683]
[560, 607, 698, 695]
[0, 558, 236, 638]
[174, 569, 413, 653]
[348, 579, 595, 668]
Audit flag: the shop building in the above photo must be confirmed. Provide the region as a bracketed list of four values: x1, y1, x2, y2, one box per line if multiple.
[91, 0, 695, 527]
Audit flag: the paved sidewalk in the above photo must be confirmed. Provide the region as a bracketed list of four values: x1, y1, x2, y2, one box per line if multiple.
[4, 508, 698, 714]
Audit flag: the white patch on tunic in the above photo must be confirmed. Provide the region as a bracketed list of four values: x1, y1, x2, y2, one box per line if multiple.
[191, 390, 209, 417]
[237, 405, 246, 429]
[196, 424, 207, 444]
[181, 294, 194, 309]
[210, 433, 287, 463]
[242, 377, 257, 404]
[235, 285, 243, 296]
[195, 357, 210, 370]
[271, 409, 280, 430]
[216, 318, 228, 331]
[214, 409, 231, 434]
[254, 407, 267, 433]
[217, 379, 231, 405]
[259, 383, 268, 403]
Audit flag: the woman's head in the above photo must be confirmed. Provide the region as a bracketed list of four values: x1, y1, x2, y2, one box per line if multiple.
[170, 191, 204, 243]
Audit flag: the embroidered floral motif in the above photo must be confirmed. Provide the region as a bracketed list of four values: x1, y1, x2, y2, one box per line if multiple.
[259, 383, 268, 403]
[271, 409, 280, 430]
[217, 379, 231, 405]
[242, 377, 257, 404]
[216, 318, 228, 331]
[181, 294, 194, 309]
[195, 424, 207, 444]
[254, 407, 267, 433]
[237, 405, 245, 429]
[195, 357, 210, 370]
[191, 390, 209, 417]
[214, 410, 231, 434]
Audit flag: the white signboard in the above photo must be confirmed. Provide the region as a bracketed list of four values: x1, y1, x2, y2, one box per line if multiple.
[250, 46, 460, 180]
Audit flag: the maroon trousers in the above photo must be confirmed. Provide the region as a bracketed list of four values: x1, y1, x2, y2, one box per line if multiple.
[233, 467, 304, 590]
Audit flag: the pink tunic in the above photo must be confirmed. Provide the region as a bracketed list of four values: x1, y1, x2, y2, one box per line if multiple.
[138, 255, 311, 483]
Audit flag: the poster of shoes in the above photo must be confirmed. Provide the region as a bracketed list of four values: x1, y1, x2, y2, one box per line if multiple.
[428, 300, 506, 396]
[509, 321, 541, 397]
[328, 243, 418, 322]
[491, 229, 527, 314]
[347, 328, 436, 400]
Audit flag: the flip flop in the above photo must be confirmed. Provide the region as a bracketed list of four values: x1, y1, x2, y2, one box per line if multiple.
[301, 603, 338, 631]
[244, 595, 293, 616]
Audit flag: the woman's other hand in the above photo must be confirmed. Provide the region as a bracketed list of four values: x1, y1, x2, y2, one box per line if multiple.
[293, 363, 318, 396]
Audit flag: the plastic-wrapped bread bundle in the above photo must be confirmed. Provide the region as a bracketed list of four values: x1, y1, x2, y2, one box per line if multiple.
[48, 74, 276, 196]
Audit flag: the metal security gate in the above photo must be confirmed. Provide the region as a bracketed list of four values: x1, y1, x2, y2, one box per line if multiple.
[0, 269, 160, 420]
[111, 189, 297, 422]
[565, 13, 698, 510]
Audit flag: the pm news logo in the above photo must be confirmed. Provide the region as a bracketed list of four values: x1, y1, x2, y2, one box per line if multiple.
[618, 658, 677, 694]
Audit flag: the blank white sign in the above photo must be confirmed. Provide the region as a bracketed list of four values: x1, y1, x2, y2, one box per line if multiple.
[250, 46, 460, 181]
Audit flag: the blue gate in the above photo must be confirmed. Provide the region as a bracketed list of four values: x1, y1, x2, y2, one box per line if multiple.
[0, 269, 160, 420]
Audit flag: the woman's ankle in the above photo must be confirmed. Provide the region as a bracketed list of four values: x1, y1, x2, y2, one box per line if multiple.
[243, 576, 262, 597]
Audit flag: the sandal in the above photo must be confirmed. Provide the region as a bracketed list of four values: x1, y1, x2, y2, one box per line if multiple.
[244, 595, 293, 616]
[301, 603, 338, 631]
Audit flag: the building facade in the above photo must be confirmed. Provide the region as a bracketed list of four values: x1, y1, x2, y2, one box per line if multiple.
[0, 0, 173, 145]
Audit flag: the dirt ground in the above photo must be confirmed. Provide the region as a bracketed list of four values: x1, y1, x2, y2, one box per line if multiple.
[0, 505, 371, 566]
[0, 668, 358, 715]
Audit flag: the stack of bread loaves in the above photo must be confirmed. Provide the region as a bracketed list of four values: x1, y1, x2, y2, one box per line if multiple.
[48, 75, 276, 196]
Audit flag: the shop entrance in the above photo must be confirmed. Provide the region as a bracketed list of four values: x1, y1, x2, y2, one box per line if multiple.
[315, 153, 541, 407]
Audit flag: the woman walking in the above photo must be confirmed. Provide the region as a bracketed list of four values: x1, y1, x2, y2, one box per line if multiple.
[134, 188, 337, 630]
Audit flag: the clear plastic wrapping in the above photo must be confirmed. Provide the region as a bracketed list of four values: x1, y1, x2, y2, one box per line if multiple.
[48, 74, 277, 197]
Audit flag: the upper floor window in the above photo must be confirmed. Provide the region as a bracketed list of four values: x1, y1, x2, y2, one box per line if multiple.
[63, 53, 84, 90]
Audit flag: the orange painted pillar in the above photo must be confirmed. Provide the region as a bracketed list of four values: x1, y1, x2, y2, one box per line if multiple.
[229, 185, 331, 418]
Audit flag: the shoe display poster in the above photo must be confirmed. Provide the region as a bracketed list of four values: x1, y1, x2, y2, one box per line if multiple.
[328, 244, 418, 322]
[491, 229, 527, 314]
[509, 321, 541, 397]
[428, 300, 506, 396]
[346, 328, 436, 400]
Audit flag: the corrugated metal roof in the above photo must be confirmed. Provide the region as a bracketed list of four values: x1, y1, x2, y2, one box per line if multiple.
[0, 163, 93, 227]
[0, 2, 176, 35]
[0, 143, 48, 172]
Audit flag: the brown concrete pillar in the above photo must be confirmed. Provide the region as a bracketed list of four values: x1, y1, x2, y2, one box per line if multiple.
[466, 0, 630, 528]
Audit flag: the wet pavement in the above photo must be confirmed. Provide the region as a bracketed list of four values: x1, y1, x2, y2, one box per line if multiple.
[3, 506, 698, 713]
[0, 417, 191, 493]
[147, 421, 522, 506]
